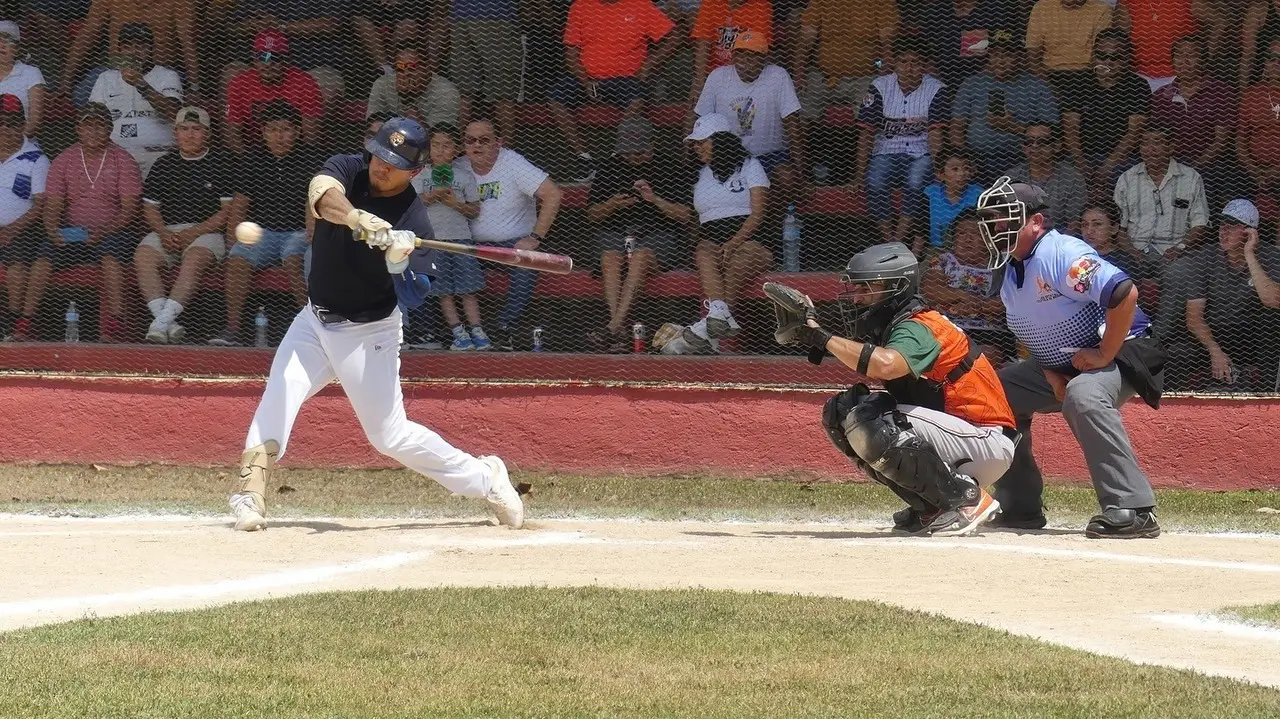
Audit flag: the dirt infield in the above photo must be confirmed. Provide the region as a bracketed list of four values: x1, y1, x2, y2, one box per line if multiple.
[4, 513, 1279, 688]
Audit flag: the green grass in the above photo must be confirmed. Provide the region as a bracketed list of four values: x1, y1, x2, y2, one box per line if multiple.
[1, 464, 1279, 532]
[1226, 603, 1280, 628]
[1, 587, 1278, 718]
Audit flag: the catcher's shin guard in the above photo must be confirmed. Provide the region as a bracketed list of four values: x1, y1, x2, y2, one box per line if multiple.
[238, 440, 280, 499]
[824, 387, 935, 512]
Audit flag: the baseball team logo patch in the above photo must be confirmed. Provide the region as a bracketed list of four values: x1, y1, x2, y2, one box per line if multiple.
[1068, 257, 1100, 293]
[389, 131, 405, 147]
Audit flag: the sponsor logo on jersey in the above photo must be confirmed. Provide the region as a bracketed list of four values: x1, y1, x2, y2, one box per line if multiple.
[1067, 256, 1100, 293]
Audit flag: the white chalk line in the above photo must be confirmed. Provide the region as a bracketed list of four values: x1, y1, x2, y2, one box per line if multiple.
[843, 538, 1280, 573]
[1148, 614, 1280, 642]
[0, 529, 202, 537]
[0, 551, 428, 619]
[404, 531, 701, 549]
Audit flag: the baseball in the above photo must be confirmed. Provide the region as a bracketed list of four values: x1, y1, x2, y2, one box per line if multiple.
[235, 221, 264, 246]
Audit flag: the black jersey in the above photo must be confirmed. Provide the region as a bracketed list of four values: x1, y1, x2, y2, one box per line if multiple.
[307, 153, 436, 321]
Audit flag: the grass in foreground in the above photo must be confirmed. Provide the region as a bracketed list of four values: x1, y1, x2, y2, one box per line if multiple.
[1, 587, 1277, 719]
[1227, 603, 1280, 628]
[1, 464, 1279, 532]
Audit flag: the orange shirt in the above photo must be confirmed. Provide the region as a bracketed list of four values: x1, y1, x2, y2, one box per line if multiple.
[691, 0, 773, 72]
[1118, 0, 1196, 78]
[1241, 85, 1280, 166]
[801, 0, 898, 80]
[564, 0, 675, 79]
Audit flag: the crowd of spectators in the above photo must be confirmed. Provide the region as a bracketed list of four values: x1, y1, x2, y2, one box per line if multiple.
[0, 0, 1277, 392]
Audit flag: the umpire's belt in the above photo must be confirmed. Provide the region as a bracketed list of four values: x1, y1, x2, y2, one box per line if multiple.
[310, 304, 383, 325]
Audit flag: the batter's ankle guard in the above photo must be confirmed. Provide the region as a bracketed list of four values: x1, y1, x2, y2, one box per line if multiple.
[238, 440, 280, 497]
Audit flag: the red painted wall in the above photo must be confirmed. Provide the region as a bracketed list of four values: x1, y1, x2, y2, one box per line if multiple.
[2, 376, 1276, 490]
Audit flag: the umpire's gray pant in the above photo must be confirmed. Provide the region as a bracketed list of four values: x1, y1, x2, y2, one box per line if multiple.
[994, 360, 1157, 515]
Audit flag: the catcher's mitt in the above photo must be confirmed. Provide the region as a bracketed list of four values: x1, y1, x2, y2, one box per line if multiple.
[763, 282, 830, 350]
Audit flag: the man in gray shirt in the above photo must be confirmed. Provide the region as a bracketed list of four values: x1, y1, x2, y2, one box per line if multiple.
[366, 45, 461, 128]
[950, 29, 1058, 181]
[1002, 122, 1087, 235]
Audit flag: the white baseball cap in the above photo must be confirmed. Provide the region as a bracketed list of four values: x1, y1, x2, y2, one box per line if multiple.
[1219, 199, 1259, 229]
[685, 113, 736, 142]
[0, 21, 20, 43]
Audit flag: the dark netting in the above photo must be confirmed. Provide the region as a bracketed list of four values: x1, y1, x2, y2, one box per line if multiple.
[0, 0, 1275, 394]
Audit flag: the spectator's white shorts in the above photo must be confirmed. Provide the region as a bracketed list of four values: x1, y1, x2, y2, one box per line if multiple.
[138, 222, 226, 266]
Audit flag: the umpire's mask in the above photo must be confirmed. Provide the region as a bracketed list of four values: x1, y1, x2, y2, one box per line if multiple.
[976, 176, 1048, 270]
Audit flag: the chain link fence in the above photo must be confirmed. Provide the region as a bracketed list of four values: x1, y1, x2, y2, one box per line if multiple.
[0, 1, 1274, 393]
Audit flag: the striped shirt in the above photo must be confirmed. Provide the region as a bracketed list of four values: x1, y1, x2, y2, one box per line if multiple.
[1112, 159, 1208, 255]
[857, 73, 949, 157]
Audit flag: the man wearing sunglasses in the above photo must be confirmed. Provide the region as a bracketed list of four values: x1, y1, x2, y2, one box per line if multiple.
[976, 176, 1167, 538]
[366, 45, 460, 129]
[224, 29, 323, 155]
[1002, 123, 1087, 235]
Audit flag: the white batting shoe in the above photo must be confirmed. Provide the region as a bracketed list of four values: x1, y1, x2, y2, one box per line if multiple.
[481, 455, 524, 529]
[229, 491, 267, 531]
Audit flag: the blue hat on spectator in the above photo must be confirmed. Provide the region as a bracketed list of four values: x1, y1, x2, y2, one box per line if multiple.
[1219, 199, 1259, 229]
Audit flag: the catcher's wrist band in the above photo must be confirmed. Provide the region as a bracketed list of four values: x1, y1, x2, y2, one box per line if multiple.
[857, 343, 876, 375]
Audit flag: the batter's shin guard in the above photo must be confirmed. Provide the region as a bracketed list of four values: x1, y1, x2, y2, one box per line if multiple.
[238, 440, 280, 499]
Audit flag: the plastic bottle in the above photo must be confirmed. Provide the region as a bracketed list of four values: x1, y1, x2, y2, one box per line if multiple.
[254, 306, 268, 347]
[782, 203, 802, 272]
[64, 301, 79, 343]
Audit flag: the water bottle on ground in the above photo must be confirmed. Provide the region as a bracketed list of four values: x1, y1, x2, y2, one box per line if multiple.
[254, 306, 268, 347]
[782, 203, 802, 272]
[64, 301, 79, 343]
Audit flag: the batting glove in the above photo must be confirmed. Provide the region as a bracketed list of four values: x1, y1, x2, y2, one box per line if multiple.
[346, 209, 393, 248]
[385, 230, 416, 273]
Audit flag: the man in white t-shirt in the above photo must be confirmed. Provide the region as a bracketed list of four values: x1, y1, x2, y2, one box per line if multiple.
[455, 118, 563, 351]
[694, 29, 804, 195]
[0, 93, 48, 341]
[88, 23, 183, 178]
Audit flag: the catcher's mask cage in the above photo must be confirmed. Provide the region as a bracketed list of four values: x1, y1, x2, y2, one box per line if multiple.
[837, 242, 920, 342]
[975, 175, 1028, 270]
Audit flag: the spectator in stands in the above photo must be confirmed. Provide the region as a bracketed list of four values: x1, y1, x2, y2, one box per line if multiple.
[550, 0, 677, 183]
[1025, 0, 1113, 100]
[694, 30, 803, 203]
[456, 118, 563, 351]
[688, 0, 773, 106]
[792, 0, 897, 131]
[592, 117, 690, 352]
[1002, 122, 1088, 235]
[911, 147, 982, 256]
[949, 28, 1059, 181]
[856, 36, 948, 244]
[134, 107, 230, 345]
[88, 23, 182, 178]
[366, 45, 461, 128]
[1062, 28, 1150, 194]
[233, 0, 344, 107]
[60, 0, 198, 105]
[0, 94, 48, 341]
[19, 3, 87, 81]
[354, 0, 425, 76]
[224, 30, 323, 154]
[1179, 199, 1280, 391]
[919, 0, 1017, 86]
[920, 209, 1012, 365]
[435, 0, 523, 141]
[211, 100, 318, 346]
[0, 22, 45, 139]
[1113, 124, 1209, 274]
[1080, 201, 1143, 280]
[1113, 0, 1202, 91]
[1240, 0, 1280, 88]
[410, 123, 490, 352]
[1151, 35, 1235, 208]
[23, 103, 140, 343]
[1239, 38, 1280, 213]
[647, 114, 769, 354]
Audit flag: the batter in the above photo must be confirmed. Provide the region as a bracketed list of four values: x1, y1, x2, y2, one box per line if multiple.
[227, 116, 524, 532]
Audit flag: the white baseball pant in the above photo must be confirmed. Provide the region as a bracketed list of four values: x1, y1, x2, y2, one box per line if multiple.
[895, 404, 1017, 488]
[243, 305, 496, 497]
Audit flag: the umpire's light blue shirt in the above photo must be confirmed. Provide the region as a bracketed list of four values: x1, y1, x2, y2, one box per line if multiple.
[1001, 230, 1151, 372]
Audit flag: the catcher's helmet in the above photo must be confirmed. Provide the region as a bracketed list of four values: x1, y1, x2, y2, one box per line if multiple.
[838, 242, 920, 342]
[975, 176, 1049, 270]
[365, 116, 429, 171]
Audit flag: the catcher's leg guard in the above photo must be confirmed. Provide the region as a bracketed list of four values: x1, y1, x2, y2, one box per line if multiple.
[844, 394, 979, 512]
[237, 440, 280, 499]
[824, 388, 935, 512]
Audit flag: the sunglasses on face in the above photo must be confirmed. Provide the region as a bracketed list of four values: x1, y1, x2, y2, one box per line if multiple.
[394, 60, 420, 72]
[255, 52, 284, 63]
[1095, 51, 1123, 61]
[464, 136, 493, 146]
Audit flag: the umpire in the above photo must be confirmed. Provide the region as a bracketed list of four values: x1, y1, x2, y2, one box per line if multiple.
[975, 177, 1167, 539]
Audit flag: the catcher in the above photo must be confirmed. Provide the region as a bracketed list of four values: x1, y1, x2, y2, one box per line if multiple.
[765, 242, 1018, 535]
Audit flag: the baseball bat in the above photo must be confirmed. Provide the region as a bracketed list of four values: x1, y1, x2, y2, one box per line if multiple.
[413, 238, 574, 274]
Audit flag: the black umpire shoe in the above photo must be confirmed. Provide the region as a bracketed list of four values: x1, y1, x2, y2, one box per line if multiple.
[986, 510, 1048, 530]
[1085, 507, 1161, 539]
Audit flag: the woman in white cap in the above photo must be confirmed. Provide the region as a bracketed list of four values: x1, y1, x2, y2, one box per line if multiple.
[635, 113, 770, 353]
[0, 22, 44, 139]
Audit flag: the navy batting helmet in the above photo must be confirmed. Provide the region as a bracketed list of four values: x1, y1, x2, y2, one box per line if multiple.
[365, 116, 429, 171]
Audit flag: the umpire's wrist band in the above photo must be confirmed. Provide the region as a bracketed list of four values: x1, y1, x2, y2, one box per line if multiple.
[857, 343, 876, 375]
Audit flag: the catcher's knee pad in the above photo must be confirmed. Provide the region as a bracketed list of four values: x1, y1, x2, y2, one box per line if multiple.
[822, 384, 878, 459]
[238, 440, 280, 496]
[845, 400, 978, 512]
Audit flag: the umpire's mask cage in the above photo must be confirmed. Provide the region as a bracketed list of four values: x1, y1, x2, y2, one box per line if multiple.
[976, 176, 1026, 270]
